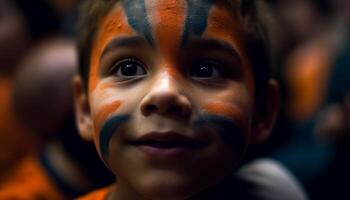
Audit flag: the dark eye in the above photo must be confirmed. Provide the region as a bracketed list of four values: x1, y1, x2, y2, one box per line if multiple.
[112, 59, 146, 77]
[190, 61, 223, 79]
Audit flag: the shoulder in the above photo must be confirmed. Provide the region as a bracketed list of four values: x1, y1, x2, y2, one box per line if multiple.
[77, 186, 112, 200]
[236, 158, 308, 200]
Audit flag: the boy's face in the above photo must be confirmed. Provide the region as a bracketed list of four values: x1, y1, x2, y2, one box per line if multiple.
[75, 0, 277, 199]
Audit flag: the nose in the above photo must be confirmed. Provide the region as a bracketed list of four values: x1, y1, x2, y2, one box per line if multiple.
[140, 74, 191, 117]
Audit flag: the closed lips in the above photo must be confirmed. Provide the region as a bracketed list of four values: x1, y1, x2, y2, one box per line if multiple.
[128, 132, 207, 149]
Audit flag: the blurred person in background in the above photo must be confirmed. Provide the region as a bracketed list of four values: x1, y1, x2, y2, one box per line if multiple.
[282, 0, 344, 122]
[307, 1, 350, 197]
[268, 0, 331, 66]
[253, 0, 334, 155]
[0, 0, 60, 178]
[264, 0, 350, 199]
[0, 38, 113, 199]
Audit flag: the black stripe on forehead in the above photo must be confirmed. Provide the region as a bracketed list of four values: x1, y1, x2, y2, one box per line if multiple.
[182, 0, 215, 46]
[122, 0, 154, 44]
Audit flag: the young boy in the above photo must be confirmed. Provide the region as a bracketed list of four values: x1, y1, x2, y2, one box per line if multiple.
[74, 0, 285, 199]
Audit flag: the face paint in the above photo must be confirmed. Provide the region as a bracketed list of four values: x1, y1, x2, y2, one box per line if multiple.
[199, 102, 248, 152]
[193, 115, 246, 153]
[89, 5, 135, 93]
[99, 115, 130, 162]
[202, 102, 248, 127]
[202, 4, 255, 95]
[182, 0, 215, 45]
[147, 0, 186, 61]
[85, 1, 257, 198]
[95, 100, 122, 132]
[122, 0, 154, 44]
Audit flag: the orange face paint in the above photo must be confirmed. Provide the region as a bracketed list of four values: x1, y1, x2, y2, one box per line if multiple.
[149, 0, 186, 59]
[203, 5, 255, 95]
[89, 5, 135, 93]
[164, 66, 182, 80]
[81, 1, 264, 198]
[95, 100, 122, 132]
[202, 102, 247, 127]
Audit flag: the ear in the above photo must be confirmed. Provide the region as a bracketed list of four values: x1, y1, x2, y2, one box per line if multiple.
[73, 75, 94, 141]
[250, 79, 280, 144]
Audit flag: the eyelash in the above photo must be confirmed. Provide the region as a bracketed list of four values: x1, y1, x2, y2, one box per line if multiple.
[109, 58, 147, 76]
[190, 60, 227, 79]
[108, 57, 230, 82]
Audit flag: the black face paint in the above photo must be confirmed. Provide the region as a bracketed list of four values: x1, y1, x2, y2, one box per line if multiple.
[122, 0, 154, 45]
[99, 115, 130, 162]
[194, 115, 246, 153]
[182, 0, 215, 46]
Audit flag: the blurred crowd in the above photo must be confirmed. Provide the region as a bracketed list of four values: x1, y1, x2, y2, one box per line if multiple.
[0, 0, 349, 199]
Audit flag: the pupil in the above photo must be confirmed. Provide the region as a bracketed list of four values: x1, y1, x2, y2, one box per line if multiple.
[121, 63, 137, 76]
[196, 65, 212, 77]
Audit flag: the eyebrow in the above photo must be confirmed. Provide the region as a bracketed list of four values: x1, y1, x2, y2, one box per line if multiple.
[186, 38, 242, 65]
[100, 36, 149, 60]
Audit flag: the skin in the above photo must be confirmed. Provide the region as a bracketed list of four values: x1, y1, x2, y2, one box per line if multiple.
[74, 0, 279, 199]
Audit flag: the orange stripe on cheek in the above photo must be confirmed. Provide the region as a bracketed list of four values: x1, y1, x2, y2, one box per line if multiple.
[89, 5, 135, 93]
[202, 102, 243, 122]
[95, 100, 122, 132]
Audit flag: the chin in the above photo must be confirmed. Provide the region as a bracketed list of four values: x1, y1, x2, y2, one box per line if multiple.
[145, 169, 237, 200]
[133, 172, 209, 200]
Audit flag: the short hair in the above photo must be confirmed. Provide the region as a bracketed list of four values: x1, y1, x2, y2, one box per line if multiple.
[77, 0, 275, 96]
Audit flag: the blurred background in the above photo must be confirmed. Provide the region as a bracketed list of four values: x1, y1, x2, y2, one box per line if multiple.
[0, 0, 349, 199]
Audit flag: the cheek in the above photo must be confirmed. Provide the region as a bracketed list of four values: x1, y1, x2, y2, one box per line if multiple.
[201, 101, 251, 129]
[90, 81, 125, 132]
[87, 98, 123, 163]
[198, 84, 253, 123]
[94, 100, 123, 133]
[99, 114, 130, 165]
[202, 102, 242, 121]
[199, 101, 252, 150]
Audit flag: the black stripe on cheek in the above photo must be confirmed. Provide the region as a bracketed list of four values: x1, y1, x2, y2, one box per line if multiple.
[99, 115, 130, 163]
[182, 0, 215, 46]
[193, 115, 247, 153]
[122, 0, 154, 45]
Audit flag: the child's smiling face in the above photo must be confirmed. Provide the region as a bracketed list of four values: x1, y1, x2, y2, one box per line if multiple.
[75, 0, 273, 199]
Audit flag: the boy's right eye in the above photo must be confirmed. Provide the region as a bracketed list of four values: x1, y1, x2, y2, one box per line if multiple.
[110, 59, 147, 78]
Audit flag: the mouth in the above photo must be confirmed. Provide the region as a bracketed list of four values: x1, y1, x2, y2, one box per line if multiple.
[128, 132, 207, 157]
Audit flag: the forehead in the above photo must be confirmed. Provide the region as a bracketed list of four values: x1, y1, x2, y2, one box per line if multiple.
[89, 0, 249, 91]
[96, 0, 243, 43]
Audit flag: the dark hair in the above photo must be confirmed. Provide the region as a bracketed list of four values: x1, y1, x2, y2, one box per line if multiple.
[77, 0, 275, 95]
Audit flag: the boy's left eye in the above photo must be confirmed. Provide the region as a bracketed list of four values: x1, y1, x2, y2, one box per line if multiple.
[190, 61, 224, 79]
[112, 59, 147, 78]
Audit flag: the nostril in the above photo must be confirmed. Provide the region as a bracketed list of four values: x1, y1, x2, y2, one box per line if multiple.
[145, 105, 158, 114]
[141, 94, 191, 117]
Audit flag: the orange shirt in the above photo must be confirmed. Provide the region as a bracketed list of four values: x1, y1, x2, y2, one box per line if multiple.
[0, 155, 64, 200]
[77, 186, 112, 200]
